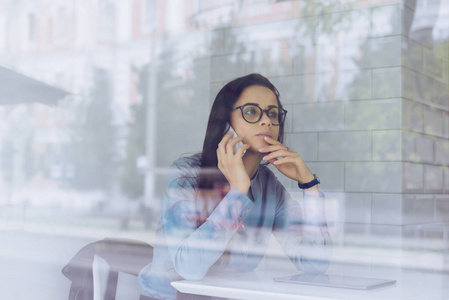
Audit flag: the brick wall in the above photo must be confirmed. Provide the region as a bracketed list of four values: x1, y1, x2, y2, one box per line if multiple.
[197, 1, 448, 228]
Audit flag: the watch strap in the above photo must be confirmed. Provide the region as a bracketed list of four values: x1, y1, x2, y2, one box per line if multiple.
[298, 174, 320, 189]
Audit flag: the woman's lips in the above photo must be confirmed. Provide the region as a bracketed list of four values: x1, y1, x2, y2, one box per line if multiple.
[256, 132, 272, 138]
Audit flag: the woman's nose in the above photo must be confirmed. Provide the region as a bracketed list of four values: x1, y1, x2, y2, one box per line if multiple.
[259, 111, 272, 126]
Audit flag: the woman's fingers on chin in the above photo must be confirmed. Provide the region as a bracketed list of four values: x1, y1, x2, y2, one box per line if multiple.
[260, 145, 285, 154]
[263, 136, 282, 144]
[272, 157, 287, 165]
[264, 150, 291, 161]
[267, 158, 277, 164]
[273, 156, 297, 165]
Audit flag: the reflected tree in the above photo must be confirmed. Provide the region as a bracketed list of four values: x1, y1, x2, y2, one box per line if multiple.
[0, 107, 35, 202]
[155, 37, 211, 167]
[70, 67, 117, 190]
[0, 138, 14, 187]
[23, 135, 36, 181]
[0, 110, 34, 182]
[119, 64, 148, 199]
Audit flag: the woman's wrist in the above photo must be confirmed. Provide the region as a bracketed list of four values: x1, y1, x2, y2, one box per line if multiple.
[297, 173, 315, 184]
[230, 182, 250, 195]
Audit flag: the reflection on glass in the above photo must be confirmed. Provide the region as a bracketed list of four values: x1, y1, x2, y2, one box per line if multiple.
[0, 0, 447, 299]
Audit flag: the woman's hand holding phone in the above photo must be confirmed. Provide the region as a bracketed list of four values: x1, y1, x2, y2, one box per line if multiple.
[217, 131, 251, 195]
[225, 125, 246, 156]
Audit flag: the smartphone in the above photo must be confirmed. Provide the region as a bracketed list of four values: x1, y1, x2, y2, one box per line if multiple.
[225, 124, 246, 156]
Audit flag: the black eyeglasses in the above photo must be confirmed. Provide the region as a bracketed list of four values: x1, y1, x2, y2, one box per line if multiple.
[232, 104, 287, 126]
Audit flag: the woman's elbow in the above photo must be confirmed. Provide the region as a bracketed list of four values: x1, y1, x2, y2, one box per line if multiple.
[174, 255, 208, 281]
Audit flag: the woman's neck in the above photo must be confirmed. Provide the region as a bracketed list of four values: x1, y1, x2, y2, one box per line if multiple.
[242, 150, 263, 179]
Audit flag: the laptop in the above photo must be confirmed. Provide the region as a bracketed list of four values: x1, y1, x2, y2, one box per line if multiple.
[273, 273, 396, 290]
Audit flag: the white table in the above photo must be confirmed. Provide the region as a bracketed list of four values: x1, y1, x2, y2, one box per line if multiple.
[171, 263, 449, 300]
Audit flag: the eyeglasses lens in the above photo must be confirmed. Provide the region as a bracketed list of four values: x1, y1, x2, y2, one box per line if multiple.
[242, 105, 284, 125]
[242, 105, 260, 123]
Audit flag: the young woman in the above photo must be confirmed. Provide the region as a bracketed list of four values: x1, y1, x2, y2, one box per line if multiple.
[138, 73, 332, 300]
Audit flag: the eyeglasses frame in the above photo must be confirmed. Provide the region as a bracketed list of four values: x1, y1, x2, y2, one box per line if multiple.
[231, 104, 288, 126]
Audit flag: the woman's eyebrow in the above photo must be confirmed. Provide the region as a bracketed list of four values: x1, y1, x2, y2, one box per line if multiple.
[242, 102, 279, 108]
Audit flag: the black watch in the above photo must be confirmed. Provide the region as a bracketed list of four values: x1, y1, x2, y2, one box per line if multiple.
[298, 174, 320, 189]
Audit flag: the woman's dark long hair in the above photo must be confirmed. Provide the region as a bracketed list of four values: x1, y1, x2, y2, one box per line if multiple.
[198, 73, 285, 189]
